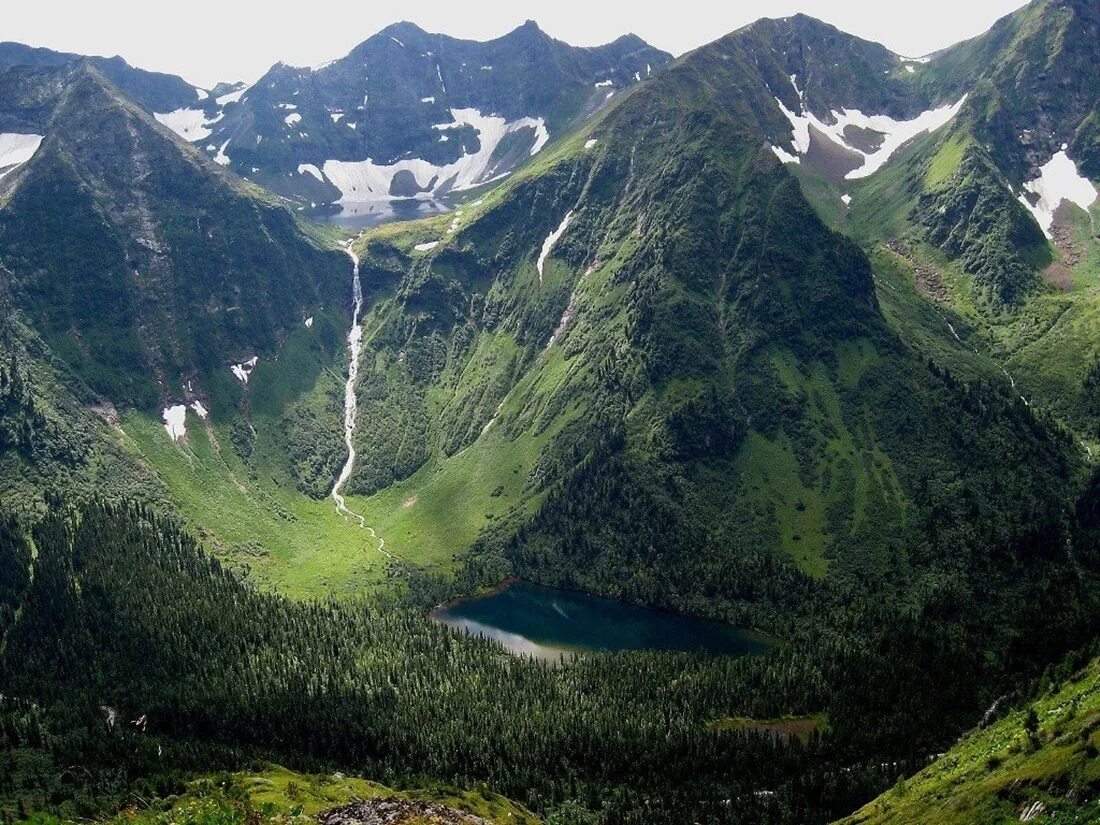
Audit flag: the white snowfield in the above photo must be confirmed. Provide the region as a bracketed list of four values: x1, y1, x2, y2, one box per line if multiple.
[537, 211, 573, 283]
[0, 133, 44, 176]
[190, 400, 208, 420]
[154, 108, 223, 142]
[297, 163, 325, 182]
[284, 112, 302, 127]
[769, 144, 800, 164]
[162, 405, 187, 441]
[321, 108, 550, 203]
[215, 87, 247, 106]
[773, 76, 966, 179]
[1017, 150, 1098, 238]
[213, 140, 231, 166]
[230, 356, 258, 384]
[414, 241, 440, 251]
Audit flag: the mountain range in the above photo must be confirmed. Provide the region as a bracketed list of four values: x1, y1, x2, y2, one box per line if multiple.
[0, 2, 1098, 823]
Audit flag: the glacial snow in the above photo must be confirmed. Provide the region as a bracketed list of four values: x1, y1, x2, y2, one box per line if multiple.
[773, 76, 966, 179]
[321, 108, 550, 203]
[154, 108, 222, 142]
[1017, 150, 1098, 238]
[537, 211, 573, 283]
[162, 405, 187, 441]
[0, 133, 44, 176]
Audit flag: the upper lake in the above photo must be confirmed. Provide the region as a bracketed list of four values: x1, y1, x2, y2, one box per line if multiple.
[431, 580, 777, 662]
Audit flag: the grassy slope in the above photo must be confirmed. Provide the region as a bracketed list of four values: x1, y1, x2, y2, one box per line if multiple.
[93, 765, 538, 825]
[838, 659, 1100, 825]
[115, 202, 580, 597]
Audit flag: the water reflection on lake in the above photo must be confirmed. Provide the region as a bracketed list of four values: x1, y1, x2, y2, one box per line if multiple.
[431, 580, 777, 663]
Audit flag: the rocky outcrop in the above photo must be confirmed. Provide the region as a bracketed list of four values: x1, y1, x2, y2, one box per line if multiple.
[318, 799, 495, 825]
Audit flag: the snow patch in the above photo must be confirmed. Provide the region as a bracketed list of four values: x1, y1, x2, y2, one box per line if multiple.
[297, 163, 324, 182]
[194, 87, 208, 101]
[841, 194, 852, 206]
[305, 316, 314, 328]
[154, 108, 222, 141]
[215, 87, 247, 106]
[1017, 150, 1098, 238]
[584, 138, 599, 150]
[414, 241, 440, 251]
[162, 405, 187, 441]
[594, 79, 613, 88]
[770, 143, 800, 164]
[390, 36, 405, 47]
[213, 140, 231, 166]
[904, 65, 915, 74]
[421, 96, 435, 104]
[230, 356, 258, 384]
[321, 108, 550, 203]
[330, 111, 345, 122]
[0, 133, 43, 175]
[773, 86, 966, 179]
[537, 211, 573, 283]
[190, 400, 208, 420]
[284, 112, 302, 126]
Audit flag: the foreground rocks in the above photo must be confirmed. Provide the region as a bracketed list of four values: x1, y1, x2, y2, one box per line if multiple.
[318, 799, 496, 825]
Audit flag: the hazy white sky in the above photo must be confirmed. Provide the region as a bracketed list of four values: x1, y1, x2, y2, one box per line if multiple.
[6, 0, 1029, 88]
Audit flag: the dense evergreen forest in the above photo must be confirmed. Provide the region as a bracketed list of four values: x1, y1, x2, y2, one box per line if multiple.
[2, 488, 1099, 824]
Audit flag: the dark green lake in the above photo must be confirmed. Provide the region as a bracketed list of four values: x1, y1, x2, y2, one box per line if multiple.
[431, 580, 777, 662]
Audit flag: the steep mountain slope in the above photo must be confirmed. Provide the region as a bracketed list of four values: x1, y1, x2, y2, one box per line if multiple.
[0, 40, 206, 112]
[0, 291, 167, 517]
[235, 17, 1082, 623]
[804, 0, 1100, 441]
[166, 21, 670, 207]
[0, 62, 348, 415]
[103, 10, 1091, 619]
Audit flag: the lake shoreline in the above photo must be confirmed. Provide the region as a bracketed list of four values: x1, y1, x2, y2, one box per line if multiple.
[430, 579, 780, 659]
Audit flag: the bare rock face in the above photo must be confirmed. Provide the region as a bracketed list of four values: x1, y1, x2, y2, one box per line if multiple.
[318, 798, 495, 825]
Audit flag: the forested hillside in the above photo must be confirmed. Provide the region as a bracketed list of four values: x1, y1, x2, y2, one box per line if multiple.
[0, 3, 1098, 824]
